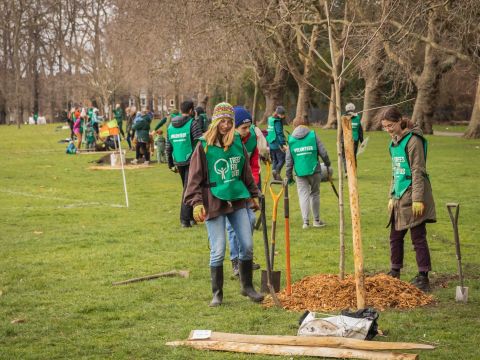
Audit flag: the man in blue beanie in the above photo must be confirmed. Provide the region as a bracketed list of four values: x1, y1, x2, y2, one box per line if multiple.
[266, 106, 287, 180]
[226, 106, 268, 277]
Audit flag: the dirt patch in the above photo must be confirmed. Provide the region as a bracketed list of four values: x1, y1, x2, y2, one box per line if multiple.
[429, 273, 458, 289]
[263, 273, 435, 311]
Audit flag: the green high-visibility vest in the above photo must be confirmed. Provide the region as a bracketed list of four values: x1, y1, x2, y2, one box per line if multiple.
[114, 108, 123, 121]
[200, 134, 250, 201]
[389, 132, 428, 199]
[288, 130, 319, 177]
[168, 118, 193, 163]
[351, 114, 361, 142]
[243, 125, 257, 156]
[266, 116, 280, 144]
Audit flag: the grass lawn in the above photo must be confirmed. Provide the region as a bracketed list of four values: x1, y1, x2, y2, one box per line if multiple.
[432, 124, 468, 134]
[1, 122, 479, 359]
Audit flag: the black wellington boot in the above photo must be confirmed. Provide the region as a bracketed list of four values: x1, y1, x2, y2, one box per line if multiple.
[209, 266, 223, 307]
[239, 260, 264, 303]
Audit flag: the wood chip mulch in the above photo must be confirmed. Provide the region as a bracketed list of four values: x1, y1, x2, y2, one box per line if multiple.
[263, 273, 435, 311]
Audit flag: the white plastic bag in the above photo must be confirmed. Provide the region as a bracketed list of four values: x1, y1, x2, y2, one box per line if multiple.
[298, 312, 375, 340]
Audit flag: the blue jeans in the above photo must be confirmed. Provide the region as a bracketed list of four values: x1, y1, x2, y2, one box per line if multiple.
[227, 207, 256, 260]
[206, 208, 253, 267]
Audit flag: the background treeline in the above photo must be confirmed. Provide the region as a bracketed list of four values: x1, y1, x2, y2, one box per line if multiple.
[0, 0, 479, 137]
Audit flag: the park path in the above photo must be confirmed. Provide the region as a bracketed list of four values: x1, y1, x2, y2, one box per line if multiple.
[433, 131, 463, 137]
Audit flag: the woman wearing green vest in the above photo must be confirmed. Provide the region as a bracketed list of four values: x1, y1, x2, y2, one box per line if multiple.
[286, 117, 332, 229]
[184, 102, 263, 307]
[166, 101, 203, 227]
[226, 106, 269, 277]
[382, 106, 436, 292]
[113, 104, 125, 139]
[341, 103, 364, 172]
[266, 106, 287, 180]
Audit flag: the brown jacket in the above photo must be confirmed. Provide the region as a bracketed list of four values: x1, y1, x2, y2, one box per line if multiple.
[388, 126, 436, 231]
[184, 141, 260, 221]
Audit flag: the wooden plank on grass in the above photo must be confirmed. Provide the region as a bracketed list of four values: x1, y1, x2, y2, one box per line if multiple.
[187, 331, 434, 350]
[166, 340, 418, 360]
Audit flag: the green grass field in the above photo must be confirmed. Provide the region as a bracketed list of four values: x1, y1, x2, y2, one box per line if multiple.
[1, 123, 479, 359]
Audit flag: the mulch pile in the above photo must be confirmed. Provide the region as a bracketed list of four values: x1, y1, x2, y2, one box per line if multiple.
[263, 273, 435, 311]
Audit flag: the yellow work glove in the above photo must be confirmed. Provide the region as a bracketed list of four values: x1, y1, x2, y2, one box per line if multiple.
[388, 199, 394, 213]
[249, 198, 260, 212]
[193, 204, 206, 223]
[412, 201, 425, 218]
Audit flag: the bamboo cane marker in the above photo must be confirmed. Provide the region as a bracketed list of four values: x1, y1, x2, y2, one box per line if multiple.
[342, 115, 366, 309]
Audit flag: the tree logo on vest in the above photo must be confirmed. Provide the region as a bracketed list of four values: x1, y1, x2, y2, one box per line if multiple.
[214, 159, 229, 180]
[214, 156, 241, 181]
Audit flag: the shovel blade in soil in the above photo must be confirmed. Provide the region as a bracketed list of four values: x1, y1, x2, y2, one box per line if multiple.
[455, 286, 468, 303]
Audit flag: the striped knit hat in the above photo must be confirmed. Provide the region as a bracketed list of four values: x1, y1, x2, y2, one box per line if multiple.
[211, 102, 234, 126]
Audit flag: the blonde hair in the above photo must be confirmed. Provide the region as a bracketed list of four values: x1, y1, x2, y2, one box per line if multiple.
[203, 118, 235, 151]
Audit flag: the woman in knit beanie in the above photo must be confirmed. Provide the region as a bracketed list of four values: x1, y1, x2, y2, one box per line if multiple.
[184, 102, 264, 307]
[203, 102, 236, 150]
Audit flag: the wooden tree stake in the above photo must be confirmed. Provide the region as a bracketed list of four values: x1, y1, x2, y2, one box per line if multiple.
[112, 270, 189, 286]
[342, 115, 366, 309]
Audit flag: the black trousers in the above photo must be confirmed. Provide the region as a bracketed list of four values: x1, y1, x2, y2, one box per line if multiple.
[126, 130, 133, 149]
[135, 142, 150, 161]
[178, 165, 193, 224]
[118, 121, 125, 138]
[270, 148, 286, 174]
[69, 121, 75, 140]
[390, 220, 432, 273]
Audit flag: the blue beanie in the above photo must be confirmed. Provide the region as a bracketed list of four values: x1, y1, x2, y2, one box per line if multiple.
[234, 106, 252, 128]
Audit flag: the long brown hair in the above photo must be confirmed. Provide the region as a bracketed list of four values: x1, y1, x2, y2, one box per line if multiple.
[382, 106, 413, 130]
[203, 118, 235, 151]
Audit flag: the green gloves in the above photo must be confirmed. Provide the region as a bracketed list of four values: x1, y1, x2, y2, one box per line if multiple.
[412, 201, 425, 217]
[193, 204, 206, 223]
[287, 177, 295, 186]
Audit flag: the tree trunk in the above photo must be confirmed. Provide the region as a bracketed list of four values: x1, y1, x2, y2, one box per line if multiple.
[292, 24, 319, 124]
[464, 75, 480, 139]
[295, 83, 311, 125]
[411, 81, 437, 134]
[252, 73, 258, 124]
[13, 37, 21, 129]
[32, 30, 40, 116]
[262, 89, 284, 124]
[410, 9, 456, 134]
[361, 47, 384, 130]
[362, 80, 383, 131]
[258, 65, 288, 124]
[198, 79, 209, 111]
[0, 93, 5, 124]
[325, 1, 346, 282]
[324, 82, 337, 128]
